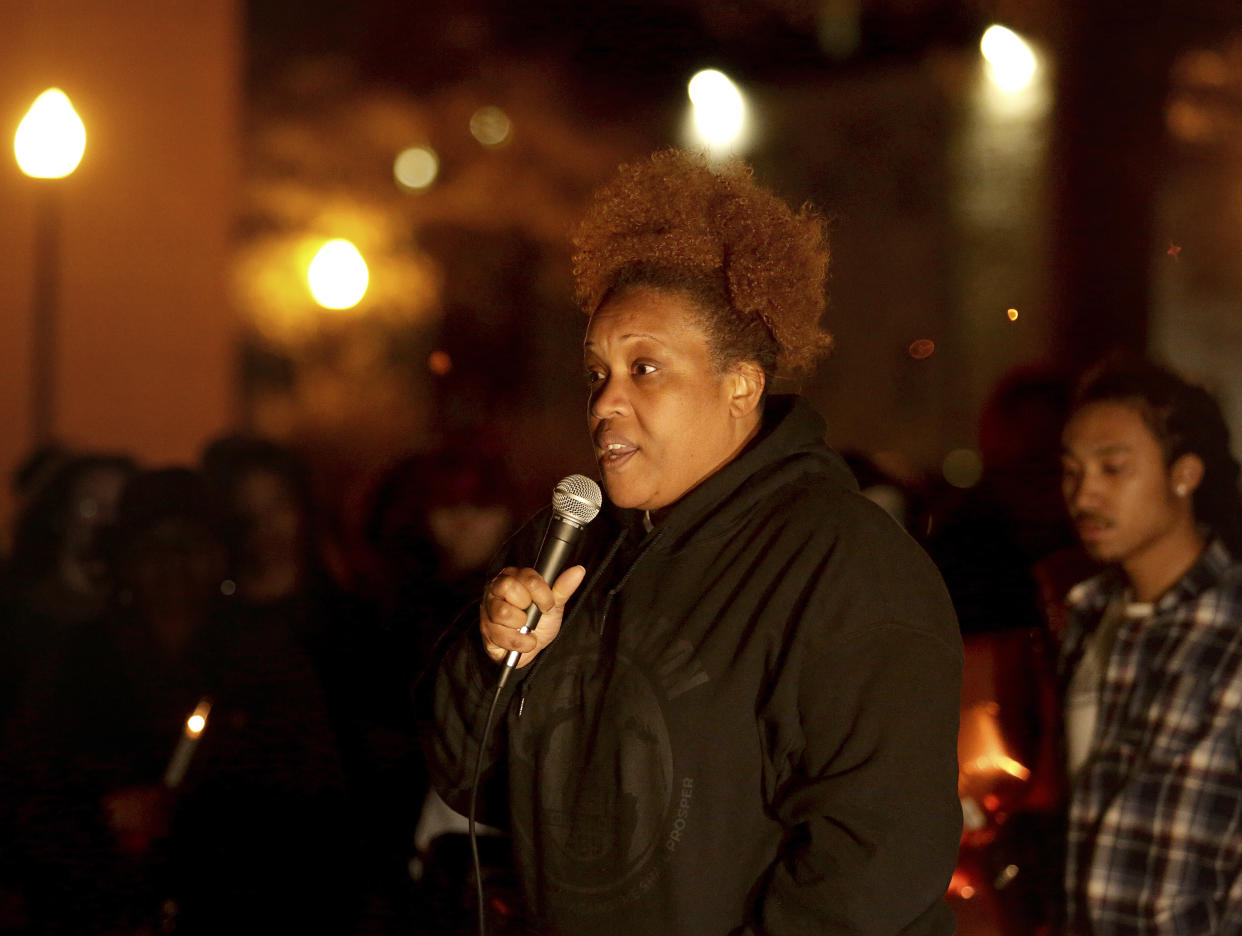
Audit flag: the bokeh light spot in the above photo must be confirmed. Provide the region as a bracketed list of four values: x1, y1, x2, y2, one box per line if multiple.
[15, 88, 86, 179]
[428, 350, 453, 375]
[981, 25, 1038, 92]
[470, 106, 512, 147]
[908, 338, 936, 360]
[943, 449, 984, 489]
[1007, 308, 1020, 322]
[307, 239, 369, 310]
[688, 69, 746, 148]
[394, 146, 439, 190]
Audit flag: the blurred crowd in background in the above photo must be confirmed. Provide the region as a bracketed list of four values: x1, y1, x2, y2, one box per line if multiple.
[0, 359, 1097, 934]
[0, 432, 523, 934]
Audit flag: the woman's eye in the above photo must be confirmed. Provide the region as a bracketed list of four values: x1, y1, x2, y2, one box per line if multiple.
[632, 362, 657, 377]
[585, 369, 604, 386]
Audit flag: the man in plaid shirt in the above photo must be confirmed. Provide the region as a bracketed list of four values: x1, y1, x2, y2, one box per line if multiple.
[1059, 359, 1242, 934]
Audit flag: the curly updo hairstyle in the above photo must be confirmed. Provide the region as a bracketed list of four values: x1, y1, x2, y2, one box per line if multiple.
[572, 149, 832, 381]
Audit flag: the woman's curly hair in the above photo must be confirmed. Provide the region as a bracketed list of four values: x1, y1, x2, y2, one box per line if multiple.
[572, 149, 832, 379]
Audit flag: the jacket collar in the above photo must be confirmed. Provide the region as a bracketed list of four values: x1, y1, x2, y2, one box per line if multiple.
[608, 395, 855, 554]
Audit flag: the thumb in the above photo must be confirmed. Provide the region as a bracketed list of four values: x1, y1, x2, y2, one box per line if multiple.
[551, 565, 587, 608]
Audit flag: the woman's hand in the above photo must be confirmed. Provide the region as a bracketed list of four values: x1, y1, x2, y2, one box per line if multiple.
[480, 565, 586, 668]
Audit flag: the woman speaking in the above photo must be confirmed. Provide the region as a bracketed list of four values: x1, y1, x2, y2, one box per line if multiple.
[427, 150, 962, 936]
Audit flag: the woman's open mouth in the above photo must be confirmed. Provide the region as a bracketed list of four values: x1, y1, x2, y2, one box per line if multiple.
[599, 442, 638, 469]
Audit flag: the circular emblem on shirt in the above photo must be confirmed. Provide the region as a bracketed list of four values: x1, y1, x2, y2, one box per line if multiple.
[511, 651, 674, 896]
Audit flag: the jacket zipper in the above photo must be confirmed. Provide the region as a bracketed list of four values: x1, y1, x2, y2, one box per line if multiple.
[516, 527, 632, 718]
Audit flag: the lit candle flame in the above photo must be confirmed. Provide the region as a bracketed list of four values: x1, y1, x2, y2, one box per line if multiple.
[165, 697, 212, 789]
[970, 753, 1031, 781]
[185, 699, 212, 737]
[1007, 308, 1020, 321]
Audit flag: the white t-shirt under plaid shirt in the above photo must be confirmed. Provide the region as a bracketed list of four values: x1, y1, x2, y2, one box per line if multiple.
[1060, 539, 1242, 935]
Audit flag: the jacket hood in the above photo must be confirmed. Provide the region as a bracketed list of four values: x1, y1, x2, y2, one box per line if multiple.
[611, 395, 857, 555]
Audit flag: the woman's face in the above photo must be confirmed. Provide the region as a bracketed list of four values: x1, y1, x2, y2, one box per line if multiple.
[584, 287, 762, 512]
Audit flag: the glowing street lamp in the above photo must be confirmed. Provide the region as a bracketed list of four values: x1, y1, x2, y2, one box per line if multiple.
[15, 89, 86, 178]
[686, 69, 749, 157]
[14, 88, 87, 444]
[307, 239, 369, 310]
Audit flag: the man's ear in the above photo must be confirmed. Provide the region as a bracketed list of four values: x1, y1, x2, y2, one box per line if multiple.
[1171, 452, 1204, 498]
[727, 362, 766, 419]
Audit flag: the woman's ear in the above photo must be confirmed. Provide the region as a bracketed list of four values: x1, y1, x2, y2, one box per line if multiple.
[727, 362, 766, 419]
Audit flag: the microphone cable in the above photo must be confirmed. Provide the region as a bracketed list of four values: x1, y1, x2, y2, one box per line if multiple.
[469, 675, 507, 936]
[464, 474, 602, 936]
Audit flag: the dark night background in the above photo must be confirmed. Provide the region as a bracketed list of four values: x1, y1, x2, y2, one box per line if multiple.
[3, 1, 1242, 932]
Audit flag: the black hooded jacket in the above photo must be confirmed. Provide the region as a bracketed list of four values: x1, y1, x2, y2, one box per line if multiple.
[428, 396, 963, 935]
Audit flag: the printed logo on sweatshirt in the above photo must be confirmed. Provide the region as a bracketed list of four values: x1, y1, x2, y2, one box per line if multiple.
[511, 634, 710, 908]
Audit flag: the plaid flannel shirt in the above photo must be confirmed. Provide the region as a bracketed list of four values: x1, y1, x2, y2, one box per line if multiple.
[1060, 539, 1242, 935]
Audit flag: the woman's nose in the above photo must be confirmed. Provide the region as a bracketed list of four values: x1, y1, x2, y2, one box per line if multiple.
[590, 375, 627, 419]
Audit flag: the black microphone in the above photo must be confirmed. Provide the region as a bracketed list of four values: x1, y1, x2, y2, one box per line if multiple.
[498, 474, 602, 685]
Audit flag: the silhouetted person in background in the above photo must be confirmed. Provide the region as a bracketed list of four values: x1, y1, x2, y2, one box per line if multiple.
[199, 434, 358, 763]
[924, 364, 1083, 635]
[923, 366, 1086, 933]
[362, 447, 518, 675]
[358, 447, 518, 929]
[0, 452, 137, 733]
[196, 433, 410, 928]
[1, 468, 355, 935]
[8, 444, 73, 520]
[1059, 359, 1242, 934]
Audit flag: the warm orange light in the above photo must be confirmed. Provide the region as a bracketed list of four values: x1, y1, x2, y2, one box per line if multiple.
[970, 753, 1030, 781]
[15, 88, 86, 179]
[1007, 308, 1020, 321]
[948, 869, 977, 898]
[428, 349, 452, 375]
[185, 699, 212, 738]
[307, 239, 369, 310]
[908, 338, 936, 360]
[958, 698, 1033, 808]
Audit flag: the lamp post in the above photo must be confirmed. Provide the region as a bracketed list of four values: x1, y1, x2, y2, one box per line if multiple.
[14, 88, 86, 445]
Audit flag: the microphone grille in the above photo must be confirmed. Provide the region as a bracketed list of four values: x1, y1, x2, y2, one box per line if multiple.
[552, 474, 603, 526]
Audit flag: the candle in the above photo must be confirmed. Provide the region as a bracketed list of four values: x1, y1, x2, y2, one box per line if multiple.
[163, 697, 212, 789]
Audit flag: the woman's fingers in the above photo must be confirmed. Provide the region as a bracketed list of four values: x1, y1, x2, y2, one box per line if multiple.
[479, 565, 587, 666]
[551, 565, 587, 607]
